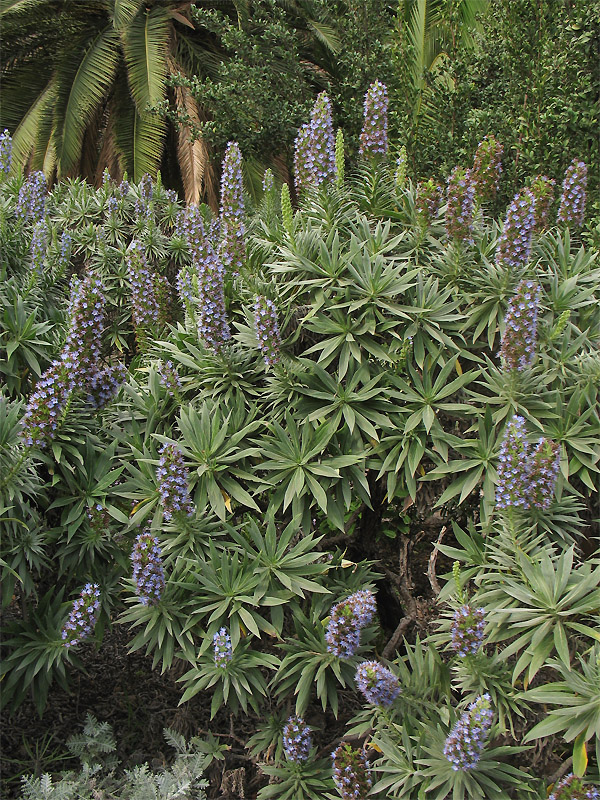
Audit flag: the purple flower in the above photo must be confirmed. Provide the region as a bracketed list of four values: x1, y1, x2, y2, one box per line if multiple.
[528, 438, 560, 510]
[63, 274, 106, 381]
[157, 443, 194, 520]
[359, 81, 388, 158]
[16, 171, 47, 222]
[451, 605, 485, 657]
[158, 360, 181, 397]
[0, 129, 12, 178]
[549, 773, 600, 800]
[443, 694, 493, 771]
[126, 240, 160, 347]
[262, 168, 274, 194]
[86, 505, 110, 535]
[213, 627, 232, 668]
[135, 173, 154, 218]
[21, 360, 75, 449]
[496, 189, 536, 269]
[294, 93, 337, 192]
[131, 531, 165, 605]
[253, 296, 281, 367]
[85, 363, 126, 409]
[495, 415, 531, 510]
[471, 135, 503, 203]
[530, 175, 556, 232]
[59, 231, 72, 268]
[332, 743, 372, 800]
[498, 280, 540, 372]
[30, 220, 48, 274]
[355, 661, 401, 706]
[219, 142, 246, 272]
[446, 167, 476, 243]
[195, 228, 231, 351]
[416, 178, 443, 227]
[395, 146, 408, 188]
[325, 590, 376, 659]
[283, 716, 312, 762]
[294, 123, 312, 195]
[61, 583, 101, 647]
[557, 159, 587, 227]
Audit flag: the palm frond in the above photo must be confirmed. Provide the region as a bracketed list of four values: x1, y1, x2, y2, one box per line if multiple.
[11, 80, 56, 174]
[171, 71, 210, 206]
[0, 0, 49, 15]
[112, 0, 143, 31]
[54, 25, 121, 176]
[305, 20, 341, 54]
[122, 5, 170, 114]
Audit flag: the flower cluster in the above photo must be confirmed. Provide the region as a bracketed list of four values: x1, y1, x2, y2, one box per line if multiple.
[196, 232, 230, 351]
[131, 531, 165, 605]
[495, 188, 536, 269]
[118, 179, 130, 198]
[86, 504, 110, 535]
[16, 171, 47, 223]
[335, 128, 345, 186]
[496, 416, 560, 510]
[359, 81, 388, 158]
[528, 438, 561, 511]
[451, 604, 485, 657]
[283, 716, 312, 763]
[21, 360, 75, 448]
[61, 583, 101, 647]
[126, 240, 160, 346]
[557, 159, 587, 227]
[443, 694, 493, 771]
[156, 443, 194, 520]
[332, 744, 372, 800]
[416, 178, 443, 227]
[0, 129, 12, 178]
[175, 204, 206, 259]
[395, 146, 408, 188]
[135, 173, 153, 218]
[253, 296, 281, 367]
[219, 141, 246, 272]
[325, 590, 376, 658]
[446, 167, 475, 243]
[63, 274, 105, 380]
[30, 220, 48, 274]
[158, 360, 181, 397]
[549, 774, 600, 800]
[262, 168, 274, 194]
[498, 280, 540, 371]
[355, 661, 401, 706]
[213, 627, 233, 668]
[59, 231, 72, 269]
[530, 175, 556, 232]
[295, 93, 337, 192]
[471, 135, 503, 203]
[85, 363, 126, 409]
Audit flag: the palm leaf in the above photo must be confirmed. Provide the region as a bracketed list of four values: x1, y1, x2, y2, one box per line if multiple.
[0, 0, 48, 15]
[10, 80, 56, 173]
[305, 19, 341, 54]
[54, 25, 120, 175]
[113, 77, 166, 181]
[122, 5, 170, 114]
[171, 66, 210, 206]
[112, 0, 144, 31]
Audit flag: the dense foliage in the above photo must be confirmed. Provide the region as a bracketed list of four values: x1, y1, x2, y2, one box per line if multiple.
[1, 87, 599, 800]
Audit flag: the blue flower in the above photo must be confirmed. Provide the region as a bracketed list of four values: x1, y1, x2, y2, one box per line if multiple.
[443, 694, 493, 771]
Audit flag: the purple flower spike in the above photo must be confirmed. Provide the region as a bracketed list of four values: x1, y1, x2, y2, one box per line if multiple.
[451, 605, 485, 657]
[355, 661, 401, 706]
[126, 240, 160, 347]
[499, 280, 540, 372]
[471, 135, 503, 203]
[0, 129, 12, 178]
[531, 175, 556, 232]
[416, 178, 443, 227]
[213, 627, 233, 668]
[332, 743, 372, 800]
[446, 167, 476, 243]
[157, 442, 194, 521]
[496, 189, 536, 269]
[325, 590, 376, 659]
[557, 159, 587, 227]
[253, 296, 281, 367]
[495, 415, 531, 510]
[283, 716, 312, 762]
[16, 171, 47, 223]
[61, 583, 101, 647]
[158, 360, 181, 397]
[30, 220, 48, 274]
[444, 694, 493, 771]
[549, 773, 600, 800]
[131, 531, 165, 606]
[295, 93, 337, 193]
[21, 360, 75, 449]
[219, 141, 246, 272]
[528, 438, 560, 510]
[359, 81, 388, 158]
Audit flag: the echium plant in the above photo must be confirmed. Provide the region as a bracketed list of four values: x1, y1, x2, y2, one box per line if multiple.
[495, 188, 536, 269]
[332, 743, 372, 800]
[443, 694, 493, 771]
[451, 605, 485, 657]
[295, 92, 337, 193]
[498, 280, 541, 371]
[0, 128, 11, 178]
[219, 142, 246, 272]
[416, 178, 443, 227]
[325, 590, 376, 658]
[395, 145, 408, 188]
[253, 296, 281, 367]
[85, 363, 126, 409]
[195, 229, 230, 351]
[557, 159, 587, 227]
[131, 531, 165, 606]
[446, 167, 475, 243]
[359, 80, 388, 158]
[531, 175, 556, 232]
[16, 170, 47, 222]
[549, 774, 600, 800]
[158, 360, 181, 398]
[355, 661, 401, 706]
[30, 220, 48, 274]
[213, 627, 232, 668]
[528, 438, 561, 511]
[470, 134, 503, 203]
[135, 173, 153, 218]
[156, 443, 194, 521]
[294, 123, 312, 195]
[126, 240, 160, 348]
[63, 274, 105, 380]
[283, 716, 312, 762]
[61, 583, 101, 647]
[20, 359, 75, 448]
